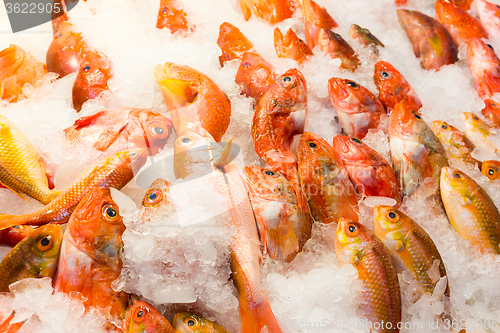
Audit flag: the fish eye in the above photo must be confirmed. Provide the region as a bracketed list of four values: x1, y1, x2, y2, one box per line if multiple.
[162, 8, 168, 13]
[242, 62, 251, 68]
[352, 138, 362, 144]
[37, 235, 53, 251]
[133, 307, 146, 323]
[473, 115, 479, 120]
[346, 222, 360, 237]
[308, 142, 317, 148]
[129, 152, 137, 158]
[414, 113, 422, 120]
[143, 189, 163, 207]
[184, 317, 199, 328]
[12, 225, 20, 229]
[55, 32, 62, 38]
[487, 44, 494, 51]
[282, 76, 292, 83]
[264, 170, 276, 176]
[454, 173, 461, 179]
[441, 124, 448, 129]
[102, 204, 119, 221]
[83, 65, 90, 71]
[149, 121, 169, 141]
[489, 168, 496, 176]
[346, 81, 359, 88]
[178, 136, 194, 146]
[155, 127, 164, 135]
[387, 210, 399, 222]
[380, 70, 391, 79]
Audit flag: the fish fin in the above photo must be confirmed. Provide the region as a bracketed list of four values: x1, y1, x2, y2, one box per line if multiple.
[0, 181, 29, 203]
[0, 82, 3, 99]
[93, 124, 127, 151]
[240, 297, 283, 333]
[0, 215, 21, 231]
[240, 0, 252, 21]
[212, 139, 233, 170]
[266, 209, 299, 261]
[274, 28, 285, 55]
[70, 112, 103, 130]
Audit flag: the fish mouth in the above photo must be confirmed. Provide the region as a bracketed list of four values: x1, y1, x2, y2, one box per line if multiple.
[396, 9, 410, 29]
[173, 317, 192, 333]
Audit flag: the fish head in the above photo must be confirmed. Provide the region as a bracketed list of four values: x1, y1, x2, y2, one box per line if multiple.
[302, 0, 337, 29]
[274, 28, 312, 62]
[349, 24, 384, 47]
[335, 218, 367, 266]
[243, 165, 295, 201]
[129, 110, 173, 155]
[123, 300, 174, 333]
[331, 135, 377, 165]
[467, 38, 500, 74]
[373, 205, 409, 243]
[0, 225, 34, 247]
[389, 101, 426, 139]
[217, 22, 254, 66]
[173, 312, 228, 333]
[26, 224, 63, 277]
[435, 0, 460, 24]
[156, 0, 189, 34]
[328, 77, 377, 113]
[235, 51, 276, 101]
[462, 112, 491, 135]
[140, 178, 175, 221]
[482, 160, 500, 180]
[154, 63, 201, 111]
[440, 166, 471, 195]
[373, 61, 410, 107]
[298, 132, 342, 183]
[274, 68, 308, 106]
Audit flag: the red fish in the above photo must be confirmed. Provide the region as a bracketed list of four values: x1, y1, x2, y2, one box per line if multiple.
[156, 0, 192, 36]
[317, 29, 359, 72]
[482, 99, 500, 127]
[435, 0, 488, 45]
[217, 22, 254, 67]
[239, 0, 294, 24]
[453, 0, 473, 10]
[274, 28, 313, 64]
[328, 77, 386, 139]
[477, 0, 500, 37]
[0, 225, 34, 247]
[235, 51, 277, 103]
[467, 38, 500, 100]
[301, 0, 338, 49]
[373, 60, 423, 112]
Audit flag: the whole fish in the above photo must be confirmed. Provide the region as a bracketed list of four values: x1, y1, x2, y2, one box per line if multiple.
[301, 0, 338, 50]
[235, 51, 276, 103]
[467, 38, 500, 101]
[239, 0, 294, 24]
[0, 114, 61, 205]
[173, 312, 229, 333]
[0, 149, 147, 230]
[389, 102, 448, 197]
[397, 9, 458, 71]
[217, 22, 254, 67]
[297, 132, 359, 224]
[0, 45, 48, 103]
[317, 29, 359, 72]
[477, 0, 500, 37]
[274, 28, 313, 64]
[72, 49, 114, 112]
[64, 108, 173, 155]
[243, 165, 312, 261]
[328, 77, 386, 139]
[373, 61, 422, 112]
[374, 205, 449, 297]
[0, 225, 34, 247]
[349, 24, 384, 49]
[431, 120, 480, 167]
[436, 0, 488, 46]
[335, 218, 401, 332]
[481, 160, 500, 180]
[140, 178, 175, 222]
[154, 63, 231, 142]
[123, 300, 174, 333]
[0, 224, 62, 292]
[440, 167, 500, 254]
[482, 99, 500, 127]
[462, 111, 498, 155]
[156, 0, 192, 35]
[332, 135, 402, 204]
[53, 186, 128, 322]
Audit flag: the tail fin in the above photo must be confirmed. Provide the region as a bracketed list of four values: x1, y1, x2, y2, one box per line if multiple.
[52, 0, 69, 35]
[240, 297, 283, 333]
[0, 215, 22, 231]
[40, 189, 63, 205]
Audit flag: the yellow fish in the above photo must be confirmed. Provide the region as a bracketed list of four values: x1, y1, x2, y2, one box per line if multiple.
[173, 312, 229, 333]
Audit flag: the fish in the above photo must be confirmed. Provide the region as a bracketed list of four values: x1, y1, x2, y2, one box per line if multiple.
[239, 0, 294, 24]
[317, 29, 359, 72]
[140, 178, 175, 222]
[440, 167, 500, 254]
[243, 165, 312, 261]
[397, 9, 458, 71]
[0, 224, 62, 292]
[331, 135, 402, 204]
[64, 108, 173, 155]
[431, 120, 480, 167]
[481, 160, 500, 180]
[123, 299, 174, 333]
[274, 28, 313, 64]
[72, 49, 114, 112]
[0, 114, 62, 205]
[156, 0, 192, 35]
[0, 149, 147, 230]
[301, 0, 338, 50]
[349, 24, 384, 49]
[328, 77, 386, 139]
[0, 45, 48, 103]
[462, 111, 499, 155]
[389, 102, 448, 197]
[297, 132, 359, 224]
[234, 51, 277, 103]
[467, 38, 500, 101]
[477, 0, 500, 37]
[0, 225, 34, 247]
[452, 0, 473, 10]
[217, 22, 254, 67]
[51, 0, 69, 35]
[53, 186, 128, 323]
[373, 61, 423, 112]
[435, 0, 488, 46]
[173, 312, 229, 333]
[154, 63, 231, 142]
[335, 218, 402, 332]
[373, 205, 449, 297]
[482, 99, 500, 127]
[0, 314, 23, 333]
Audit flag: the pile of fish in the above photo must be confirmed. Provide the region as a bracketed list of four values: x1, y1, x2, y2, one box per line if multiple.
[0, 0, 500, 332]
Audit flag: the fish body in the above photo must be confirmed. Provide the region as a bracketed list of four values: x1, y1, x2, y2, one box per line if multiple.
[239, 0, 294, 24]
[477, 0, 500, 37]
[328, 77, 386, 139]
[0, 225, 34, 247]
[274, 28, 313, 63]
[349, 24, 384, 48]
[0, 114, 61, 205]
[173, 312, 229, 333]
[389, 102, 448, 197]
[482, 99, 500, 127]
[0, 45, 48, 102]
[297, 132, 359, 224]
[317, 29, 359, 72]
[235, 51, 276, 103]
[0, 224, 62, 292]
[373, 61, 422, 112]
[431, 120, 479, 167]
[335, 219, 401, 332]
[301, 0, 338, 49]
[332, 135, 402, 204]
[440, 167, 500, 254]
[64, 108, 173, 155]
[124, 300, 174, 333]
[436, 0, 488, 46]
[217, 22, 254, 67]
[154, 63, 231, 142]
[467, 38, 500, 101]
[0, 150, 146, 230]
[482, 160, 500, 180]
[156, 0, 192, 35]
[397, 9, 458, 71]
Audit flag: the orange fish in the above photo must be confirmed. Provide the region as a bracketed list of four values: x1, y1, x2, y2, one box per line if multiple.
[53, 186, 128, 323]
[297, 132, 359, 224]
[123, 299, 174, 333]
[482, 99, 500, 127]
[435, 0, 488, 45]
[349, 24, 384, 49]
[453, 0, 473, 10]
[317, 29, 359, 72]
[0, 225, 34, 247]
[274, 28, 313, 64]
[217, 22, 254, 67]
[0, 45, 48, 103]
[467, 38, 500, 100]
[72, 50, 114, 112]
[140, 178, 175, 222]
[154, 63, 231, 142]
[477, 0, 500, 37]
[328, 77, 386, 139]
[332, 135, 402, 204]
[156, 0, 192, 36]
[239, 0, 294, 24]
[64, 108, 173, 155]
[397, 9, 458, 71]
[481, 160, 500, 180]
[301, 0, 338, 49]
[373, 61, 423, 112]
[235, 51, 277, 103]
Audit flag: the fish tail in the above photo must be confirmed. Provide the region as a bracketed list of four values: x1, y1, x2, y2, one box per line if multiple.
[40, 189, 62, 205]
[240, 297, 283, 333]
[51, 0, 69, 35]
[266, 214, 299, 261]
[0, 214, 22, 231]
